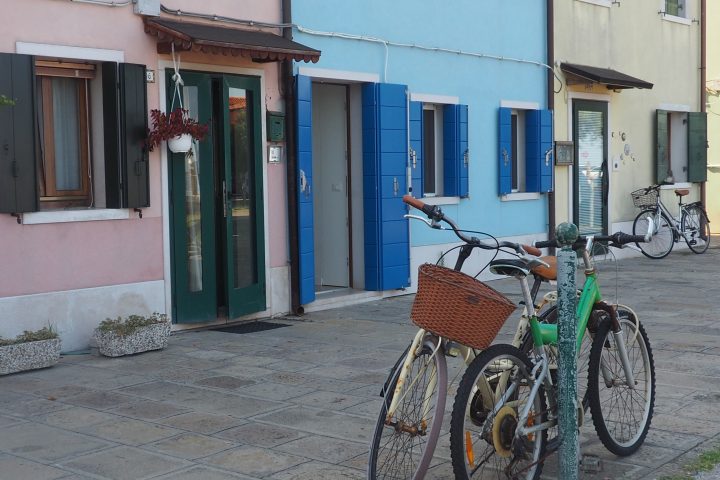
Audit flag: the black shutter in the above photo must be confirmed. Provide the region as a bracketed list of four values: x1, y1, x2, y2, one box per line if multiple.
[120, 63, 149, 208]
[102, 62, 122, 208]
[656, 110, 670, 184]
[687, 111, 707, 183]
[102, 62, 149, 209]
[0, 53, 38, 213]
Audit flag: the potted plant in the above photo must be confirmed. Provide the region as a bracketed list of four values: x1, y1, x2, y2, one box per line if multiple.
[0, 327, 61, 375]
[93, 312, 171, 357]
[146, 108, 208, 153]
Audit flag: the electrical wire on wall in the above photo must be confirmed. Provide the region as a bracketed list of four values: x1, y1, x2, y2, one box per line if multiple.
[58, 0, 131, 6]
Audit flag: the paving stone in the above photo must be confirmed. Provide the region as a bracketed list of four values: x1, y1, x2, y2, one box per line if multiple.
[151, 465, 259, 479]
[59, 445, 191, 480]
[0, 413, 24, 428]
[0, 397, 71, 417]
[34, 384, 96, 400]
[193, 375, 255, 390]
[108, 399, 190, 420]
[253, 406, 374, 443]
[291, 390, 369, 411]
[77, 417, 181, 445]
[36, 406, 125, 429]
[268, 460, 364, 479]
[146, 432, 237, 460]
[0, 423, 111, 462]
[0, 452, 70, 479]
[215, 422, 305, 447]
[644, 427, 707, 450]
[157, 411, 246, 435]
[234, 382, 316, 401]
[62, 390, 141, 410]
[275, 434, 368, 464]
[201, 445, 308, 477]
[183, 349, 239, 361]
[652, 413, 720, 438]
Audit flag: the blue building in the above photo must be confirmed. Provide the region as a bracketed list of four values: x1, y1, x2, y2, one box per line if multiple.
[289, 0, 553, 310]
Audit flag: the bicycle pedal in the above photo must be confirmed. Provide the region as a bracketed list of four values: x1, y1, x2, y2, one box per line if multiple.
[580, 454, 602, 474]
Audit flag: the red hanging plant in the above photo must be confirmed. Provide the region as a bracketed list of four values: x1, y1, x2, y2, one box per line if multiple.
[146, 108, 209, 152]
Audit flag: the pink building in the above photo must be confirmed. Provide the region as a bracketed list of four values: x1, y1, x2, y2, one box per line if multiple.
[0, 0, 319, 351]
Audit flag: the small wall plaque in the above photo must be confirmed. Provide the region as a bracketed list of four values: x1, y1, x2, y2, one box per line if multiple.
[268, 145, 283, 164]
[555, 141, 574, 166]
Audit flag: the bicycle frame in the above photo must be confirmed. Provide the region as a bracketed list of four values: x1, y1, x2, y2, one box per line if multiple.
[645, 193, 698, 243]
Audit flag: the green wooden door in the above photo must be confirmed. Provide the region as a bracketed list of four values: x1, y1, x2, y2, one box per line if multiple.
[169, 71, 217, 323]
[169, 71, 266, 323]
[221, 75, 266, 318]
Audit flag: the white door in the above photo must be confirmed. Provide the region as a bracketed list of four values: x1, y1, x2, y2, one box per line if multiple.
[312, 83, 349, 288]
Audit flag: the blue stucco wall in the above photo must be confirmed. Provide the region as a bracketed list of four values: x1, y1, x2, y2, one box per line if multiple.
[293, 0, 550, 246]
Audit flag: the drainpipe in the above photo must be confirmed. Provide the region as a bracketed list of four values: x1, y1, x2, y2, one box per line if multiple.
[282, 0, 303, 315]
[547, 0, 556, 253]
[700, 0, 707, 207]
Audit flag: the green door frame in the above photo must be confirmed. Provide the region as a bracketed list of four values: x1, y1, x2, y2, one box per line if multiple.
[168, 70, 265, 323]
[573, 99, 609, 235]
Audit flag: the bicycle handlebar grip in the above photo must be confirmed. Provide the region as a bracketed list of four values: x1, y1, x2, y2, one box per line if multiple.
[615, 232, 647, 244]
[523, 244, 542, 256]
[533, 239, 557, 249]
[402, 194, 437, 217]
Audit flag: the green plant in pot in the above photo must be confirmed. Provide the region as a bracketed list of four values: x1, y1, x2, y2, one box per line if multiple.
[146, 108, 208, 154]
[0, 326, 61, 375]
[94, 312, 171, 357]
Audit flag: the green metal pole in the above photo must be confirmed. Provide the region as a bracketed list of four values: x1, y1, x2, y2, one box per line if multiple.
[556, 222, 579, 480]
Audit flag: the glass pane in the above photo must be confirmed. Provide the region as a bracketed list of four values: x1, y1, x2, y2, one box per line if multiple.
[577, 110, 604, 235]
[228, 88, 257, 289]
[184, 86, 203, 292]
[52, 78, 81, 191]
[423, 109, 435, 194]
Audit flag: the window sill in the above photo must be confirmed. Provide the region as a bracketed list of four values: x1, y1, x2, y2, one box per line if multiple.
[659, 182, 692, 190]
[575, 0, 611, 8]
[421, 196, 460, 206]
[500, 192, 542, 202]
[661, 14, 691, 26]
[22, 208, 130, 225]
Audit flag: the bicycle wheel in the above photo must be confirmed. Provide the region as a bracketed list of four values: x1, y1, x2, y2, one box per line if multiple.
[633, 209, 674, 259]
[681, 205, 711, 254]
[368, 336, 447, 480]
[587, 311, 655, 456]
[450, 344, 546, 480]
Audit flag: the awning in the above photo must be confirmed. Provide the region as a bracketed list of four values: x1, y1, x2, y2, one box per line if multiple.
[560, 63, 653, 90]
[144, 18, 320, 63]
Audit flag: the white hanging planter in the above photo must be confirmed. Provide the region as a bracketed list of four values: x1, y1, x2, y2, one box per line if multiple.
[167, 133, 193, 153]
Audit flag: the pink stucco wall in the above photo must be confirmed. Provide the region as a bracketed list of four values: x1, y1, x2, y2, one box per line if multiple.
[0, 0, 288, 297]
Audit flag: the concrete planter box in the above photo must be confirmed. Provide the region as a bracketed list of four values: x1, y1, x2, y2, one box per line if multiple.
[94, 322, 171, 357]
[0, 338, 61, 375]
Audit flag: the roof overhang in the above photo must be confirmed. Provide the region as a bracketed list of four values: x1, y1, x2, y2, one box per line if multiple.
[560, 62, 653, 90]
[144, 18, 320, 63]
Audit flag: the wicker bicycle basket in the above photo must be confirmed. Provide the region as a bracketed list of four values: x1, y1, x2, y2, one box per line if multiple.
[631, 188, 658, 209]
[410, 263, 517, 350]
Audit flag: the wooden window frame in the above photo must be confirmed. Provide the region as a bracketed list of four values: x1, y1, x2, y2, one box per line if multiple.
[37, 71, 92, 208]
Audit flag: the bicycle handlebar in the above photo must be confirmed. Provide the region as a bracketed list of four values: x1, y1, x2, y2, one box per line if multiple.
[534, 232, 647, 250]
[402, 195, 539, 256]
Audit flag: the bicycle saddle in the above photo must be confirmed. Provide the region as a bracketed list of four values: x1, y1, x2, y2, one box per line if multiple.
[675, 189, 690, 197]
[489, 259, 530, 278]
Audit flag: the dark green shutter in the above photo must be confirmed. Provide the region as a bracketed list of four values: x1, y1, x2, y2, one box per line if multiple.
[0, 53, 38, 213]
[120, 63, 149, 208]
[656, 110, 670, 184]
[687, 111, 707, 183]
[102, 62, 149, 209]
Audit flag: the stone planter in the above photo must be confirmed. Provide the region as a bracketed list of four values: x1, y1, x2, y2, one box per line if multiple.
[0, 338, 61, 375]
[94, 322, 171, 357]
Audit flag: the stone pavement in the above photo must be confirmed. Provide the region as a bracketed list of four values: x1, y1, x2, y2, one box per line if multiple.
[1, 245, 720, 479]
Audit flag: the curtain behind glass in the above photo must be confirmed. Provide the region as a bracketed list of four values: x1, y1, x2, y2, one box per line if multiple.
[52, 77, 81, 191]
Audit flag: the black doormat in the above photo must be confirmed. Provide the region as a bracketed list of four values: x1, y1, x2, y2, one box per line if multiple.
[212, 321, 290, 334]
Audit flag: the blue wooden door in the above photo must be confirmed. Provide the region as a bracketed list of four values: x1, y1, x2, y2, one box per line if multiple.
[296, 75, 315, 305]
[362, 83, 410, 291]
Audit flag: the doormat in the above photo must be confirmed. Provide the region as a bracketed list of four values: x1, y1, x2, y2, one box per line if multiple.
[212, 321, 291, 334]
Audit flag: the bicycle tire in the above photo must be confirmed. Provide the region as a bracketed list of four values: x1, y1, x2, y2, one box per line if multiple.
[368, 336, 447, 480]
[681, 205, 711, 254]
[587, 311, 655, 456]
[633, 209, 674, 259]
[449, 343, 546, 480]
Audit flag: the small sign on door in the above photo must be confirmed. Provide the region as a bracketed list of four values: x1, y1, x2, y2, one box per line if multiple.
[268, 145, 283, 164]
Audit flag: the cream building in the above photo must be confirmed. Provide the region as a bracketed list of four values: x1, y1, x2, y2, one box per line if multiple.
[706, 1, 719, 226]
[552, 0, 707, 240]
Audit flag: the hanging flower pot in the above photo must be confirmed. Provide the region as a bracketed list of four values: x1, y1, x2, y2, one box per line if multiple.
[145, 108, 208, 153]
[167, 133, 193, 153]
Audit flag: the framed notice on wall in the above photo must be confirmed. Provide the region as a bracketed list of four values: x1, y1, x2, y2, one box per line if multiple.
[555, 141, 574, 166]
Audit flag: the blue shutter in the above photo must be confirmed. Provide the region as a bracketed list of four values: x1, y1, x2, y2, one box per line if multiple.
[498, 107, 513, 195]
[409, 101, 423, 196]
[362, 83, 410, 291]
[526, 109, 554, 193]
[296, 75, 315, 305]
[442, 104, 469, 197]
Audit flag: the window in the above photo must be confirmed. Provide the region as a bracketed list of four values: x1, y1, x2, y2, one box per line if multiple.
[409, 101, 468, 198]
[498, 106, 553, 195]
[655, 110, 706, 184]
[665, 0, 686, 17]
[0, 52, 149, 215]
[423, 105, 443, 196]
[36, 61, 94, 208]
